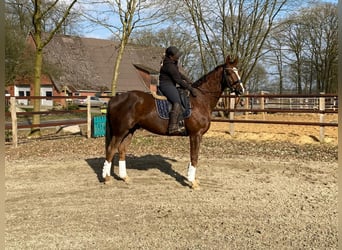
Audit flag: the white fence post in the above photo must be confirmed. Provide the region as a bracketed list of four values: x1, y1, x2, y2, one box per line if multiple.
[229, 93, 235, 136]
[10, 97, 18, 148]
[319, 92, 325, 142]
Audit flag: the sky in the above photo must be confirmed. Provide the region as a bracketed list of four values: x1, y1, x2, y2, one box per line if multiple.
[80, 24, 113, 40]
[78, 0, 338, 40]
[74, 0, 120, 40]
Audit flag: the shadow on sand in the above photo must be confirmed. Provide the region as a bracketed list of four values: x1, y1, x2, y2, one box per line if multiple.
[85, 154, 189, 187]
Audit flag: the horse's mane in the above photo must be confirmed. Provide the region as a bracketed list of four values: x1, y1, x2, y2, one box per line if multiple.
[192, 64, 223, 88]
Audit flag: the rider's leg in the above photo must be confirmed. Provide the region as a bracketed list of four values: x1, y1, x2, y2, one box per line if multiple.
[168, 102, 183, 134]
[158, 84, 184, 134]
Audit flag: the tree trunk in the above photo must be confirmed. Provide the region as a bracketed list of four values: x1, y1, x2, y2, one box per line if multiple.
[30, 0, 43, 137]
[31, 47, 43, 137]
[111, 43, 125, 96]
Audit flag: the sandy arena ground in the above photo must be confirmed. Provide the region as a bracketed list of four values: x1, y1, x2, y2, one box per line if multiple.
[5, 114, 338, 249]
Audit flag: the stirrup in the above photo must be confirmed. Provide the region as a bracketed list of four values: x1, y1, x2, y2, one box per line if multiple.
[168, 125, 185, 134]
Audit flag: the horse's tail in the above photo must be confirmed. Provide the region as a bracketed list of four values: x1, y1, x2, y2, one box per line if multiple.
[105, 105, 112, 151]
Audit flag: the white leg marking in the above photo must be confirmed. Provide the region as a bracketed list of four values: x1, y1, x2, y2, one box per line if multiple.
[187, 163, 196, 182]
[102, 160, 111, 178]
[119, 160, 127, 179]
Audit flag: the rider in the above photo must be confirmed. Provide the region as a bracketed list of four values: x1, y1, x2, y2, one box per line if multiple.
[159, 46, 197, 134]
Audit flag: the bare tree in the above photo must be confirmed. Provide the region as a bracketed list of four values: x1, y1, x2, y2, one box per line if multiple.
[247, 63, 268, 93]
[168, 0, 290, 92]
[281, 18, 306, 94]
[30, 0, 78, 136]
[5, 0, 33, 84]
[181, 0, 213, 74]
[5, 0, 79, 85]
[42, 1, 83, 35]
[83, 0, 167, 96]
[5, 0, 32, 34]
[267, 2, 337, 94]
[223, 0, 289, 88]
[302, 3, 338, 93]
[265, 27, 286, 94]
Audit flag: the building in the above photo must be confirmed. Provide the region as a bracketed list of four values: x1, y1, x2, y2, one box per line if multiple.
[7, 33, 164, 107]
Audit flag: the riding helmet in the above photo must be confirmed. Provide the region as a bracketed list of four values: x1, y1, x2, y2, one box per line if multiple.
[165, 46, 182, 59]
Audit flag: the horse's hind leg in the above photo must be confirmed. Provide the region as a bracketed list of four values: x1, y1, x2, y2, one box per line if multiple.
[102, 135, 119, 183]
[102, 134, 126, 183]
[102, 132, 133, 183]
[117, 133, 133, 182]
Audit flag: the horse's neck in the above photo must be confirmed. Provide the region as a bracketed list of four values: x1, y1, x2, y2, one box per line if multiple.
[198, 69, 223, 110]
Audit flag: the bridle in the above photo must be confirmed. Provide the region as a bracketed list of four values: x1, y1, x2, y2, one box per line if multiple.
[222, 66, 244, 96]
[195, 64, 245, 99]
[223, 66, 245, 109]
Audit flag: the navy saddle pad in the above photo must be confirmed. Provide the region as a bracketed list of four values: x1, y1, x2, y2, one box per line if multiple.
[155, 94, 191, 120]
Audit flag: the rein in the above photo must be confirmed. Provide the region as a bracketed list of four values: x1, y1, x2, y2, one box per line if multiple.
[196, 86, 221, 97]
[194, 65, 244, 109]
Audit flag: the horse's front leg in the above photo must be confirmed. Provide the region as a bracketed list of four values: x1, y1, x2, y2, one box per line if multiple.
[188, 134, 202, 189]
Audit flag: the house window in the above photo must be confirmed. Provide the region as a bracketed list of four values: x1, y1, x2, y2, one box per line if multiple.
[46, 91, 52, 97]
[18, 91, 25, 96]
[26, 91, 30, 96]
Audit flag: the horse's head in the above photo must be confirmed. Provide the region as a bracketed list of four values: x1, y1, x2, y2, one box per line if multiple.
[222, 56, 245, 95]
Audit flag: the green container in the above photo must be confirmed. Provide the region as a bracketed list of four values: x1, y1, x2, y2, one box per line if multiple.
[92, 115, 106, 137]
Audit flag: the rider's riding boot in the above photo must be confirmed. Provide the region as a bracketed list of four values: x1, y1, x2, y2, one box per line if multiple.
[168, 103, 184, 134]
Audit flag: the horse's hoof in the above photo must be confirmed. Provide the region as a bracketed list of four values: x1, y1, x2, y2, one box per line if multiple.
[122, 176, 131, 184]
[104, 176, 112, 184]
[191, 179, 200, 190]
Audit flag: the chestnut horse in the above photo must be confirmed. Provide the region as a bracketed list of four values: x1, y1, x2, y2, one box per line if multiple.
[102, 55, 244, 188]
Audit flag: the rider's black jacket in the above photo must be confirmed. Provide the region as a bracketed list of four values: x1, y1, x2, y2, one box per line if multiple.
[159, 57, 191, 89]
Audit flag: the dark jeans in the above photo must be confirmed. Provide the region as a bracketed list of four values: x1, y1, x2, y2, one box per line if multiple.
[159, 83, 181, 104]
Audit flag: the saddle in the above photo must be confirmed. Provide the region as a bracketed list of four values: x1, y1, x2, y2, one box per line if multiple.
[154, 88, 192, 121]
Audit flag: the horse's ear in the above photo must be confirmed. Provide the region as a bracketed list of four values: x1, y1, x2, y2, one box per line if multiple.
[225, 55, 231, 65]
[233, 57, 238, 65]
[225, 55, 238, 66]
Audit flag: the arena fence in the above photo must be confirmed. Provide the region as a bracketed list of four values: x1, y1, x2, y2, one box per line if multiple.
[5, 93, 338, 147]
[212, 92, 337, 142]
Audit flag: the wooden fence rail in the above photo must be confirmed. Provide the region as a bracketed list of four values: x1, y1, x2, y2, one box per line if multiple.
[5, 93, 338, 147]
[212, 92, 338, 141]
[5, 96, 96, 147]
